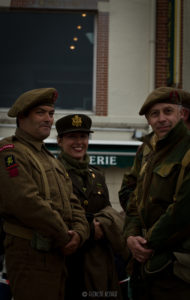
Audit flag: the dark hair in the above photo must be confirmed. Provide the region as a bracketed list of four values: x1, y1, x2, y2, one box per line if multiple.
[16, 110, 30, 127]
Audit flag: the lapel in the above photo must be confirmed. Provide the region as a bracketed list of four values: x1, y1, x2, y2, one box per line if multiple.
[69, 168, 97, 198]
[85, 168, 97, 198]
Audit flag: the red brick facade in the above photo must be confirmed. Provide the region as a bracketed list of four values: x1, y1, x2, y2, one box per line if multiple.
[155, 0, 183, 88]
[96, 12, 109, 116]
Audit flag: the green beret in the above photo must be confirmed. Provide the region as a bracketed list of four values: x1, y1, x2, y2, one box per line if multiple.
[139, 87, 182, 115]
[8, 87, 58, 117]
[180, 89, 190, 109]
[56, 114, 94, 136]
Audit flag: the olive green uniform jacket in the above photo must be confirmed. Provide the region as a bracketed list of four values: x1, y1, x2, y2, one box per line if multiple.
[123, 121, 190, 274]
[58, 152, 125, 300]
[0, 128, 89, 300]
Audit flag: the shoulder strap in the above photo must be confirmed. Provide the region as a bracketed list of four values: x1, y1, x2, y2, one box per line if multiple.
[175, 149, 190, 197]
[18, 143, 50, 200]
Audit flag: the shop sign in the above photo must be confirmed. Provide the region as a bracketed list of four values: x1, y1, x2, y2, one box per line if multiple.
[89, 155, 117, 166]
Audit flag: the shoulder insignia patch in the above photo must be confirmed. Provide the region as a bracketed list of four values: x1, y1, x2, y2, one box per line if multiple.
[5, 155, 18, 177]
[0, 144, 15, 152]
[5, 155, 16, 168]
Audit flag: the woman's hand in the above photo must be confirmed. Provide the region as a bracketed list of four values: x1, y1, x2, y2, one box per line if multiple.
[93, 219, 104, 240]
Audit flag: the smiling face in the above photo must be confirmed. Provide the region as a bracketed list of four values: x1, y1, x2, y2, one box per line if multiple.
[18, 105, 54, 141]
[58, 132, 89, 161]
[146, 103, 183, 139]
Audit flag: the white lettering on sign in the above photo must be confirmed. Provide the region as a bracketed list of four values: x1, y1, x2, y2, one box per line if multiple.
[97, 156, 104, 165]
[90, 156, 96, 165]
[89, 155, 117, 166]
[110, 156, 117, 165]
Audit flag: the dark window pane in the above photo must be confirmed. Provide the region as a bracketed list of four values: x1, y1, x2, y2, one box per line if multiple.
[0, 11, 94, 110]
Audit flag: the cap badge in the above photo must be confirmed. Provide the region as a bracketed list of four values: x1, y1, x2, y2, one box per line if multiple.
[53, 91, 58, 102]
[169, 91, 180, 103]
[72, 115, 82, 127]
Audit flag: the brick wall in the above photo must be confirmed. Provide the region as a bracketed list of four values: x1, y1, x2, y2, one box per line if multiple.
[155, 0, 183, 88]
[180, 0, 183, 87]
[96, 12, 109, 116]
[11, 0, 98, 9]
[155, 0, 169, 87]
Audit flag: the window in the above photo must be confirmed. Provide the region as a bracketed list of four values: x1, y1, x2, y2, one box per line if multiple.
[0, 10, 95, 111]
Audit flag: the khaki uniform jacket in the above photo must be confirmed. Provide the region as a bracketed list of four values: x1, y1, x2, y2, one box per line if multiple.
[123, 121, 190, 272]
[0, 128, 89, 248]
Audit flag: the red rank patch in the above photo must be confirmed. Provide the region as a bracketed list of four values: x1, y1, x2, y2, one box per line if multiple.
[4, 155, 19, 177]
[9, 167, 18, 177]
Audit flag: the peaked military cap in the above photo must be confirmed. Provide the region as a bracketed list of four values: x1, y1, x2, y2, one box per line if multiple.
[139, 87, 182, 115]
[8, 87, 58, 117]
[56, 114, 94, 136]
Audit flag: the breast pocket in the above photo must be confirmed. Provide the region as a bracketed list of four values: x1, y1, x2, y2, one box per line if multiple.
[55, 165, 72, 195]
[31, 163, 48, 198]
[90, 184, 107, 212]
[151, 162, 180, 206]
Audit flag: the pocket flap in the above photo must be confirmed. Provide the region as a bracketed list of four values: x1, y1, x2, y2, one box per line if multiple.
[154, 162, 179, 178]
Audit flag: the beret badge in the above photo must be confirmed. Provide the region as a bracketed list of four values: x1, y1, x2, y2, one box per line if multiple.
[53, 91, 58, 102]
[169, 90, 180, 104]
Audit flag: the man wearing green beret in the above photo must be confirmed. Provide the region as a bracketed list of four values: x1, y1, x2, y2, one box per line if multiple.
[0, 88, 89, 300]
[119, 88, 190, 214]
[120, 87, 190, 299]
[180, 89, 190, 130]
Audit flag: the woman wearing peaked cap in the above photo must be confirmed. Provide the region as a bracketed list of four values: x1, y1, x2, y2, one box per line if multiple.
[56, 114, 127, 300]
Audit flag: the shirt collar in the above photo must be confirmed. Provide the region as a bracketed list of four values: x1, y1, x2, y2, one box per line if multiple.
[15, 128, 44, 151]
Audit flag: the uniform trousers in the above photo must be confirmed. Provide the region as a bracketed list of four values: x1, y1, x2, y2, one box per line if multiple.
[131, 263, 190, 300]
[4, 234, 66, 300]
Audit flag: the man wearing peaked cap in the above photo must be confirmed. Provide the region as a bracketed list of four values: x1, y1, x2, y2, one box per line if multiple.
[0, 88, 89, 300]
[120, 87, 190, 300]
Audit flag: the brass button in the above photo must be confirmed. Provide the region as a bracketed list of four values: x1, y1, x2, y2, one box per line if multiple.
[84, 200, 88, 206]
